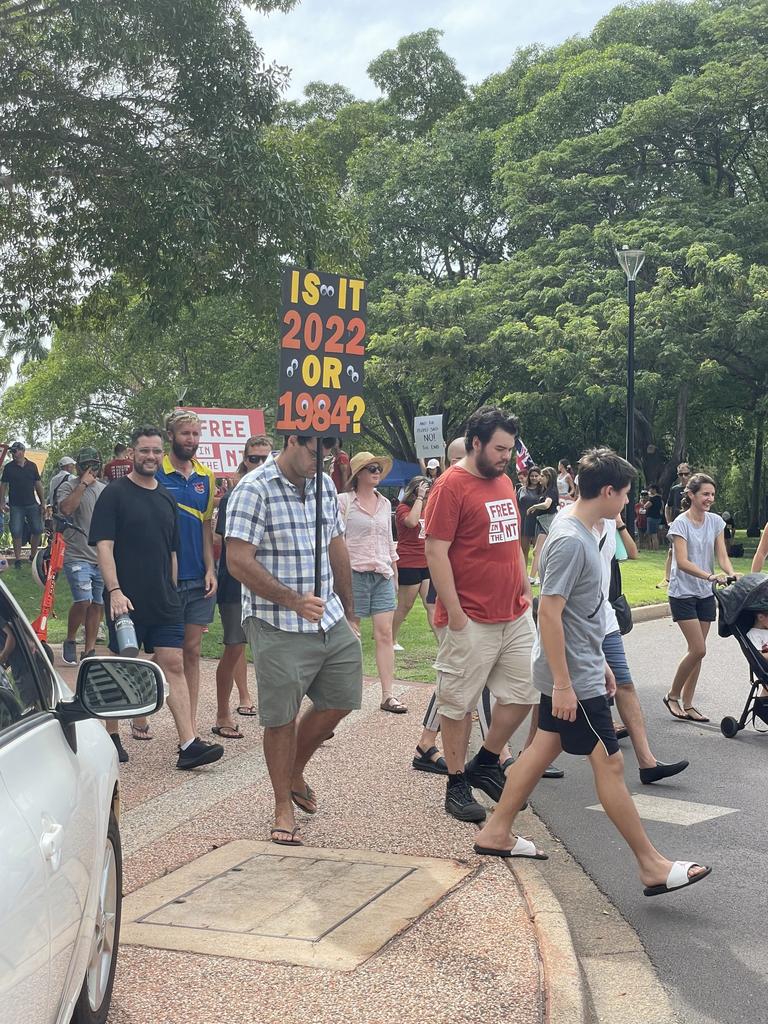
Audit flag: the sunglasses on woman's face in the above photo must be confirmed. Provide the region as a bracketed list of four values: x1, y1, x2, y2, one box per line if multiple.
[247, 454, 267, 464]
[365, 464, 383, 474]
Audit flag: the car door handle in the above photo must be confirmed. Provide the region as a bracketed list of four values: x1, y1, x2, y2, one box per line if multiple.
[40, 821, 64, 871]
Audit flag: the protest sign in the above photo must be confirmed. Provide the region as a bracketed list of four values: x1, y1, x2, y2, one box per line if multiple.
[175, 407, 266, 474]
[275, 267, 367, 437]
[414, 415, 444, 460]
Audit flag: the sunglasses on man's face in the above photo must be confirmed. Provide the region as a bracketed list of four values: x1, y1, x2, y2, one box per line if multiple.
[365, 464, 383, 474]
[247, 454, 267, 464]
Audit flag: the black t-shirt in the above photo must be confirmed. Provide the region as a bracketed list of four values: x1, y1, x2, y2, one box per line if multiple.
[89, 476, 182, 625]
[535, 484, 560, 516]
[646, 495, 663, 518]
[517, 485, 541, 518]
[215, 492, 241, 605]
[1, 460, 40, 506]
[667, 483, 684, 518]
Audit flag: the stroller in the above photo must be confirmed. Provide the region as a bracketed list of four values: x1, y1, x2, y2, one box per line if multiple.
[715, 573, 768, 738]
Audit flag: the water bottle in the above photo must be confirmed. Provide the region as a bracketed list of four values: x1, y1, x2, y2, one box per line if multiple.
[114, 613, 139, 657]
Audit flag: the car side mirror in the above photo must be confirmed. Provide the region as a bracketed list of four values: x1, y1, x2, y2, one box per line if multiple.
[56, 657, 165, 725]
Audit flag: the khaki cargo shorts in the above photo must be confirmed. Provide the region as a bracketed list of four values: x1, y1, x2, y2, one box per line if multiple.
[434, 614, 537, 721]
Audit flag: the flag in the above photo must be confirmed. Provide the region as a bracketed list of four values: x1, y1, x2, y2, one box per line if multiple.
[515, 436, 535, 474]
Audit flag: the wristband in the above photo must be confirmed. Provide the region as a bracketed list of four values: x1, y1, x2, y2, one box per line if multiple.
[108, 587, 122, 594]
[553, 684, 573, 692]
[617, 524, 627, 531]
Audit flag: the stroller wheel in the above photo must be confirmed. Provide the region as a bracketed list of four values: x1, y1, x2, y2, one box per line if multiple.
[720, 716, 740, 739]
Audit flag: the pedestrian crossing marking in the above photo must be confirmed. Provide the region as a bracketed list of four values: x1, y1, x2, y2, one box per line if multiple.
[586, 794, 738, 826]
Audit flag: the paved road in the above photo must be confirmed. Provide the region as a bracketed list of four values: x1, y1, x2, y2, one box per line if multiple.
[515, 615, 766, 1024]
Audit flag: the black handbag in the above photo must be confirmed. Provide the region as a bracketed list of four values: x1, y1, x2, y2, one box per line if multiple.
[601, 533, 634, 635]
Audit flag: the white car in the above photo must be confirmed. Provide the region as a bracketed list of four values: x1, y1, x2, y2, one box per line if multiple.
[0, 582, 165, 1024]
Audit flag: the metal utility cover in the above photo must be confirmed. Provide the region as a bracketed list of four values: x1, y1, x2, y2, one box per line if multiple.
[121, 840, 471, 971]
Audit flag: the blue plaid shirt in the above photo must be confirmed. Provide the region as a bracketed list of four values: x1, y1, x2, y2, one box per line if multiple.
[225, 455, 345, 633]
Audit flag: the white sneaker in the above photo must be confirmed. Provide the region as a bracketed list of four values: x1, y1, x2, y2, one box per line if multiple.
[393, 643, 404, 652]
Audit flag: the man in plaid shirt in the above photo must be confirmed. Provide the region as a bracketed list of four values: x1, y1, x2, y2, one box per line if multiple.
[226, 434, 362, 846]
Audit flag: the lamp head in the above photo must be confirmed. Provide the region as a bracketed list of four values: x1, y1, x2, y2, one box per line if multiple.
[615, 245, 646, 282]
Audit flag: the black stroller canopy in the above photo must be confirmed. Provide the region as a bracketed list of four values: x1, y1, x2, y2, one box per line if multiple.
[715, 573, 768, 626]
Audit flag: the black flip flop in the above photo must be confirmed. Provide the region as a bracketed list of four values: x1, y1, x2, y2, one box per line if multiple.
[271, 827, 303, 847]
[212, 725, 243, 740]
[684, 706, 710, 723]
[291, 786, 317, 814]
[412, 745, 448, 775]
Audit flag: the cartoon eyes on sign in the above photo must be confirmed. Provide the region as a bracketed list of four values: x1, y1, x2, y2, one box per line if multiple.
[297, 395, 311, 413]
[319, 284, 335, 297]
[346, 365, 360, 383]
[287, 358, 299, 377]
[317, 396, 328, 411]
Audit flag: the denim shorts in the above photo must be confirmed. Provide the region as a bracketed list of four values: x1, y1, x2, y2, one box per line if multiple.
[351, 570, 397, 618]
[63, 560, 105, 606]
[646, 516, 662, 536]
[9, 504, 43, 538]
[177, 578, 215, 626]
[602, 630, 632, 685]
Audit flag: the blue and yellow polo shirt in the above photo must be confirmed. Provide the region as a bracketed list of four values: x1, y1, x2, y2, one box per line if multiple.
[155, 455, 215, 581]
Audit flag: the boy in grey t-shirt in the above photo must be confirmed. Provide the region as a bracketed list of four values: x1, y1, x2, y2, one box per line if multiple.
[473, 449, 713, 899]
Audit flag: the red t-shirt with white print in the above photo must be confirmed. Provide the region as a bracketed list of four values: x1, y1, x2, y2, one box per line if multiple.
[425, 466, 525, 627]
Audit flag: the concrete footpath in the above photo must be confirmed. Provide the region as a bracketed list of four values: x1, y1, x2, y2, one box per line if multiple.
[61, 648, 588, 1023]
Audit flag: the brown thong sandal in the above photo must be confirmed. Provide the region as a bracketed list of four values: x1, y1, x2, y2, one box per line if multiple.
[663, 694, 691, 720]
[236, 705, 258, 716]
[684, 705, 710, 723]
[381, 696, 408, 714]
[212, 724, 243, 740]
[130, 721, 154, 740]
[291, 785, 317, 814]
[270, 827, 303, 847]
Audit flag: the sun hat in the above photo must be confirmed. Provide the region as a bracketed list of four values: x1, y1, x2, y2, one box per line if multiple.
[59, 456, 76, 467]
[349, 451, 393, 481]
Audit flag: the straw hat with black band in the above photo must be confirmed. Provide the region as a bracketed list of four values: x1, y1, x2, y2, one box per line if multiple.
[349, 451, 393, 483]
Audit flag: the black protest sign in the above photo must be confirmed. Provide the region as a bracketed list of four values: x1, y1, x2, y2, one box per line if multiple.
[275, 267, 367, 437]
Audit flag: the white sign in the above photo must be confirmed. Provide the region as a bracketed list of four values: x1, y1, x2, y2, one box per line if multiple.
[176, 406, 265, 474]
[414, 415, 445, 459]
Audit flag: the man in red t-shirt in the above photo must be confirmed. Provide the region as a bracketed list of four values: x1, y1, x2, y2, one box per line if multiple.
[425, 406, 539, 824]
[103, 443, 133, 482]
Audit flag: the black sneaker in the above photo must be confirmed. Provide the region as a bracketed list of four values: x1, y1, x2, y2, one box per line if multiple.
[111, 733, 129, 764]
[177, 737, 224, 770]
[80, 649, 96, 660]
[465, 753, 507, 803]
[62, 639, 77, 665]
[445, 775, 486, 822]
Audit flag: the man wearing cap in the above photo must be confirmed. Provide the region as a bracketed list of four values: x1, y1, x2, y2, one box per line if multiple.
[57, 448, 107, 665]
[47, 455, 76, 510]
[155, 410, 217, 733]
[0, 442, 45, 569]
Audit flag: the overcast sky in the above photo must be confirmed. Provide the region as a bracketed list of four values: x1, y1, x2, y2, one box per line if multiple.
[245, 0, 627, 100]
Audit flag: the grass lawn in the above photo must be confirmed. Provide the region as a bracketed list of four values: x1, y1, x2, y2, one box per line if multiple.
[4, 529, 759, 685]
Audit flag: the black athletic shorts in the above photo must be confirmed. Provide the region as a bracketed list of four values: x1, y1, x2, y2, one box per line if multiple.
[398, 566, 430, 586]
[538, 693, 620, 757]
[668, 594, 716, 623]
[426, 580, 437, 604]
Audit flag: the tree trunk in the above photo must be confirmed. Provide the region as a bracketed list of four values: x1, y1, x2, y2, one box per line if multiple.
[659, 381, 689, 495]
[748, 417, 764, 536]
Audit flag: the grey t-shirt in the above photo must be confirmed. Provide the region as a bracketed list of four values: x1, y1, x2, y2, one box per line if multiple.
[532, 514, 606, 700]
[667, 512, 725, 599]
[57, 478, 107, 564]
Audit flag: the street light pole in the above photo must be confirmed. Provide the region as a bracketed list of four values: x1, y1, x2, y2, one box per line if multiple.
[615, 245, 645, 535]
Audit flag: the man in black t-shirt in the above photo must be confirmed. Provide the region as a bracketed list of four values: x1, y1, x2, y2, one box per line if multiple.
[0, 442, 45, 568]
[89, 425, 223, 771]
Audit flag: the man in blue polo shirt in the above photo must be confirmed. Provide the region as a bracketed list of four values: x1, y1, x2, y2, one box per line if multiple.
[156, 410, 217, 732]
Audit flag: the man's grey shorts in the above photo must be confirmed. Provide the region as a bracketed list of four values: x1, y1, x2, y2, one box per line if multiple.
[219, 602, 246, 645]
[244, 616, 363, 727]
[177, 578, 215, 626]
